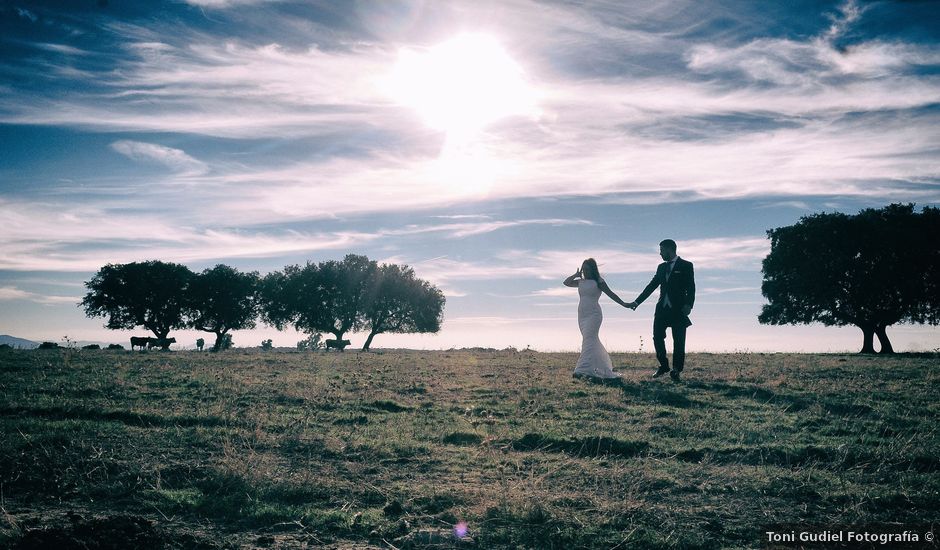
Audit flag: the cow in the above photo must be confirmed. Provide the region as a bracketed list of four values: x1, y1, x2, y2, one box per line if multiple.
[130, 336, 151, 351]
[147, 337, 177, 350]
[325, 338, 351, 351]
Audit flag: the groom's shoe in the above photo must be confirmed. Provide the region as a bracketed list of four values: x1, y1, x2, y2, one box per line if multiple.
[652, 366, 670, 378]
[670, 370, 681, 383]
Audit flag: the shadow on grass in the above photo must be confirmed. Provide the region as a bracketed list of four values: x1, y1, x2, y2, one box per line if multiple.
[0, 404, 235, 429]
[361, 400, 411, 413]
[682, 381, 876, 417]
[442, 431, 483, 446]
[479, 502, 705, 549]
[512, 433, 650, 458]
[13, 514, 164, 550]
[673, 444, 939, 472]
[619, 382, 702, 409]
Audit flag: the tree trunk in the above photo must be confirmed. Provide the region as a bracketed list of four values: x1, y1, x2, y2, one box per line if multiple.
[859, 324, 876, 354]
[875, 325, 895, 354]
[362, 330, 378, 351]
[213, 330, 227, 352]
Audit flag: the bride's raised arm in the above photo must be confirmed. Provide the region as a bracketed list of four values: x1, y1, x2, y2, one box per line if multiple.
[563, 269, 582, 287]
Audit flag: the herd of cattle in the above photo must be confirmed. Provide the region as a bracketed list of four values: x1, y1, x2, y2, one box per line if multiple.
[127, 336, 351, 351]
[129, 336, 178, 350]
[3, 336, 355, 351]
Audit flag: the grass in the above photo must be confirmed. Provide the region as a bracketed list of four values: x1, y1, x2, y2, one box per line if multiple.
[0, 348, 937, 548]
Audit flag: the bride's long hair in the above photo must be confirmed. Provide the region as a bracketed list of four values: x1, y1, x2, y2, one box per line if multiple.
[582, 258, 600, 282]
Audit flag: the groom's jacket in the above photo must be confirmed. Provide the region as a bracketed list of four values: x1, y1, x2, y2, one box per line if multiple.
[635, 257, 695, 320]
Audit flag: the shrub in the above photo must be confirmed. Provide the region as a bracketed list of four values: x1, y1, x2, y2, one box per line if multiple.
[296, 334, 323, 351]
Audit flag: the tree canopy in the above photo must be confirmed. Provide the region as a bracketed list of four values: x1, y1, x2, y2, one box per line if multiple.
[759, 203, 940, 353]
[188, 264, 260, 351]
[261, 255, 378, 341]
[261, 254, 443, 348]
[362, 263, 445, 350]
[317, 254, 378, 340]
[82, 261, 193, 346]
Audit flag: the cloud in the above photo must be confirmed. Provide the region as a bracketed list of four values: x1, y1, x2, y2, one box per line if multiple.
[0, 0, 937, 227]
[0, 195, 593, 272]
[446, 315, 572, 326]
[110, 140, 208, 176]
[182, 0, 284, 7]
[393, 236, 771, 288]
[687, 38, 940, 83]
[687, 0, 939, 83]
[382, 218, 593, 239]
[697, 286, 760, 296]
[0, 286, 77, 305]
[821, 0, 865, 44]
[0, 198, 379, 271]
[530, 287, 573, 298]
[15, 8, 38, 22]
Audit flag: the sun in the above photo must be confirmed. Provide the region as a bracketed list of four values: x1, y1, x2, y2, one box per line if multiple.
[381, 33, 539, 195]
[383, 33, 540, 139]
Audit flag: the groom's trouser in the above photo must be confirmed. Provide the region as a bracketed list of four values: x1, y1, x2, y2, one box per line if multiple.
[653, 305, 687, 372]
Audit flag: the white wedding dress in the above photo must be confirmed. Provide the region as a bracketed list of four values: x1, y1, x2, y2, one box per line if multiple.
[573, 279, 620, 379]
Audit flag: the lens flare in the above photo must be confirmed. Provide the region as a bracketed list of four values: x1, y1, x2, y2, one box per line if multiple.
[454, 521, 469, 539]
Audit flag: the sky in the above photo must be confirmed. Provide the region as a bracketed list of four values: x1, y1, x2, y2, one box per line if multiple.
[1, 0, 939, 353]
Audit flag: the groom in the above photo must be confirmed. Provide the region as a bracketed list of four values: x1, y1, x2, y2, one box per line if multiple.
[627, 239, 695, 382]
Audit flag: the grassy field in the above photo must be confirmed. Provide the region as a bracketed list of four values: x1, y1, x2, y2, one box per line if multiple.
[0, 348, 937, 549]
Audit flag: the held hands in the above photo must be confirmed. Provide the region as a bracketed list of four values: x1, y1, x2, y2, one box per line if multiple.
[625, 301, 638, 310]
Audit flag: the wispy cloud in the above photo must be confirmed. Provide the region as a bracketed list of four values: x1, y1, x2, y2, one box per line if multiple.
[0, 197, 379, 271]
[0, 286, 77, 305]
[392, 236, 771, 288]
[0, 195, 595, 272]
[821, 0, 865, 44]
[383, 218, 593, 238]
[14, 8, 38, 23]
[697, 286, 760, 296]
[687, 0, 938, 84]
[182, 0, 285, 7]
[111, 140, 209, 176]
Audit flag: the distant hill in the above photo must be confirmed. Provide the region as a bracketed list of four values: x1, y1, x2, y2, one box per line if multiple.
[0, 335, 40, 349]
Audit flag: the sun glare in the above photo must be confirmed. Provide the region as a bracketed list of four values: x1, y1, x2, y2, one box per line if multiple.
[384, 33, 539, 138]
[382, 33, 539, 195]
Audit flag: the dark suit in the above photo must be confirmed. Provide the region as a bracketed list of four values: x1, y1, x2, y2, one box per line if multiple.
[634, 257, 695, 372]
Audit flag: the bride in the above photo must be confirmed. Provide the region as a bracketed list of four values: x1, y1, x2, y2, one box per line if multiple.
[564, 258, 631, 380]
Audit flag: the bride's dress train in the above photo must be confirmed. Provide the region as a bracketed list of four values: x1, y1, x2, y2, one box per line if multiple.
[573, 279, 620, 379]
